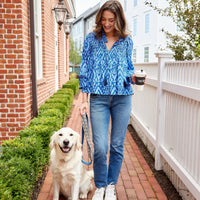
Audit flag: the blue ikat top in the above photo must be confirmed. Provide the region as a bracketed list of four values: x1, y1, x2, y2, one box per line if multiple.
[79, 30, 135, 95]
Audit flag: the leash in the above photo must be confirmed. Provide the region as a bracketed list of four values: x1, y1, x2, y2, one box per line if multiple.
[81, 113, 93, 165]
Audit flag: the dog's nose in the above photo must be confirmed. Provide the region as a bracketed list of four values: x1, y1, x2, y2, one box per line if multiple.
[63, 140, 69, 146]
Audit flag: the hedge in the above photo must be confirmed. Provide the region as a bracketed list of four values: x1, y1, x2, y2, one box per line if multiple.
[18, 124, 53, 149]
[0, 157, 35, 200]
[30, 116, 62, 131]
[62, 79, 79, 94]
[55, 88, 74, 96]
[39, 103, 68, 117]
[51, 94, 73, 106]
[38, 108, 64, 125]
[0, 79, 80, 200]
[1, 137, 47, 178]
[45, 98, 69, 107]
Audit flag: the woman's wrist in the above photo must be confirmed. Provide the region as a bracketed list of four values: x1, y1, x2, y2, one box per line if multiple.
[82, 93, 89, 104]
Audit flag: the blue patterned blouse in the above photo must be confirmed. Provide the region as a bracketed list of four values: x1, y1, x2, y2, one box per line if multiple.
[79, 30, 135, 95]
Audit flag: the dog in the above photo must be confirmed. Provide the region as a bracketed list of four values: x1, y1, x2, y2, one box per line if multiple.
[49, 127, 93, 200]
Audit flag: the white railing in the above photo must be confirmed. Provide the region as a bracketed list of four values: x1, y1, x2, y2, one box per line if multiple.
[130, 52, 200, 200]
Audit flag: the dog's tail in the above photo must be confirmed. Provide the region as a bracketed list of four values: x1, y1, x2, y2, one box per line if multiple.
[87, 170, 94, 179]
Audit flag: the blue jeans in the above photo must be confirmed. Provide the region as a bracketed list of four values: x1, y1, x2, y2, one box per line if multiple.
[90, 94, 132, 188]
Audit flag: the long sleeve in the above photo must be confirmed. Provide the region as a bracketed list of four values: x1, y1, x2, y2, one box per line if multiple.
[126, 37, 135, 84]
[79, 34, 92, 91]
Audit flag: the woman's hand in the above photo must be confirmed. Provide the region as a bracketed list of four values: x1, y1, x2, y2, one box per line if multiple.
[131, 74, 147, 84]
[131, 74, 136, 84]
[79, 101, 89, 116]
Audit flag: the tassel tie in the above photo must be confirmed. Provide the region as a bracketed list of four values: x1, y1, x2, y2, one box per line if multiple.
[103, 77, 107, 86]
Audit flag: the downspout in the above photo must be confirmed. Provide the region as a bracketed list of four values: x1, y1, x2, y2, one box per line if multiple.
[30, 0, 38, 117]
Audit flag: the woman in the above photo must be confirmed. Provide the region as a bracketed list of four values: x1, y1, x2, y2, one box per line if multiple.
[79, 1, 136, 199]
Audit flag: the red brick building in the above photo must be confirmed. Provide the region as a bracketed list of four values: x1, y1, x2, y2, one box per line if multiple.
[0, 0, 75, 142]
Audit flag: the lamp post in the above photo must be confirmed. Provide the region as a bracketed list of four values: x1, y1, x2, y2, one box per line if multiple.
[52, 0, 68, 30]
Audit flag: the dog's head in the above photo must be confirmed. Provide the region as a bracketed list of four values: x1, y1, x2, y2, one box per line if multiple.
[49, 127, 81, 153]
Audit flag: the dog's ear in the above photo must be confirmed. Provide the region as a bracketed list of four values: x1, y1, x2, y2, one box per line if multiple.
[49, 132, 57, 150]
[75, 133, 81, 151]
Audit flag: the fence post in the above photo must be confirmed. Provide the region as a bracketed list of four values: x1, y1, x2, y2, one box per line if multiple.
[155, 52, 174, 170]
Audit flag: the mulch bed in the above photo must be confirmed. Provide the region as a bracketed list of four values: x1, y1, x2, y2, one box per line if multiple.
[31, 165, 49, 200]
[128, 124, 182, 200]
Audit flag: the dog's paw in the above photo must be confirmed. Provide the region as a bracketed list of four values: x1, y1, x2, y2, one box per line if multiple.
[79, 193, 87, 199]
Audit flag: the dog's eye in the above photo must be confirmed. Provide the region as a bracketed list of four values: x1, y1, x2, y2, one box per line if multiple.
[59, 133, 63, 136]
[70, 133, 73, 136]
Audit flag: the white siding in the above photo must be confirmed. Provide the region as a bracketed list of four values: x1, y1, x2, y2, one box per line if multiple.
[124, 0, 177, 63]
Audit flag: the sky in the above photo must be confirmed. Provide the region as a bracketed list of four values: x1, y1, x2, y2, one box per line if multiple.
[75, 0, 100, 17]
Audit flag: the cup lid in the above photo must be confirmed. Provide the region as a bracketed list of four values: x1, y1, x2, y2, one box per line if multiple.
[135, 69, 146, 76]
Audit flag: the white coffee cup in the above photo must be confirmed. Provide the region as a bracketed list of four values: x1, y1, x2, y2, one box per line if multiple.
[135, 69, 146, 91]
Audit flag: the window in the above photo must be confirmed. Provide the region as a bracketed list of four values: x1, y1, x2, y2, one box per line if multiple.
[145, 13, 150, 34]
[34, 0, 43, 79]
[144, 47, 149, 62]
[133, 18, 137, 37]
[134, 0, 137, 7]
[124, 0, 127, 11]
[132, 48, 136, 63]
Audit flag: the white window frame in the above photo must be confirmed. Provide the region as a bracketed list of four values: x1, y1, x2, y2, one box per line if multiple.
[124, 0, 127, 11]
[34, 0, 43, 80]
[133, 18, 137, 37]
[145, 13, 150, 34]
[144, 47, 149, 63]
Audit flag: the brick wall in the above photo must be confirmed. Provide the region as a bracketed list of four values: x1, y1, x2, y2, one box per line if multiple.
[0, 0, 70, 142]
[0, 0, 31, 142]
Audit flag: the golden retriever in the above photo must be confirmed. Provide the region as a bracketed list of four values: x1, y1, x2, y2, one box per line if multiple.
[50, 127, 93, 200]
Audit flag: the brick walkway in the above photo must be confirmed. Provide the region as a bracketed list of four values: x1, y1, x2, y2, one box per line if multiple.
[37, 93, 167, 200]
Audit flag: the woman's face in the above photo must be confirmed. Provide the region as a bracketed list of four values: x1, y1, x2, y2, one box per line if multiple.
[101, 10, 115, 35]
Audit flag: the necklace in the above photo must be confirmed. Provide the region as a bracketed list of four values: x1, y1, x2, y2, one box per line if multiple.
[106, 36, 119, 50]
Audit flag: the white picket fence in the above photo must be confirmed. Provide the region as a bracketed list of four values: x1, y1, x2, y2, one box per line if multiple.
[130, 52, 200, 200]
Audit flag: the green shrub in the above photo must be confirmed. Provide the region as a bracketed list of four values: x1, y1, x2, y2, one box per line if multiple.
[45, 97, 69, 107]
[0, 157, 35, 200]
[30, 116, 62, 132]
[38, 108, 64, 125]
[18, 124, 53, 149]
[51, 94, 73, 105]
[54, 89, 74, 104]
[1, 137, 47, 177]
[62, 79, 79, 94]
[46, 97, 73, 117]
[0, 180, 13, 200]
[69, 72, 78, 79]
[55, 88, 74, 96]
[39, 103, 68, 117]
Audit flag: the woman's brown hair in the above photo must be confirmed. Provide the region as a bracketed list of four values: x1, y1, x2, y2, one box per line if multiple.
[94, 0, 128, 39]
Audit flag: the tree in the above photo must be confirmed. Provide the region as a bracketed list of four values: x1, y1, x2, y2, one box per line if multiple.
[69, 37, 82, 65]
[145, 0, 200, 60]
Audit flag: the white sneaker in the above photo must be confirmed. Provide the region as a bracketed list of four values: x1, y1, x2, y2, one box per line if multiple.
[105, 184, 116, 200]
[92, 187, 105, 200]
